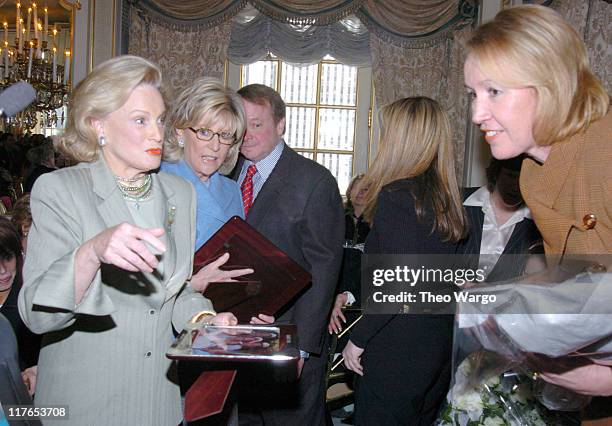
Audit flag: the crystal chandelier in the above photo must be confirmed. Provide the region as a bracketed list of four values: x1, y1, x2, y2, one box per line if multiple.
[1, 2, 71, 132]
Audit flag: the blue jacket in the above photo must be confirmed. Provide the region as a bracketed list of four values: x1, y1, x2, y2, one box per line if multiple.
[161, 160, 243, 250]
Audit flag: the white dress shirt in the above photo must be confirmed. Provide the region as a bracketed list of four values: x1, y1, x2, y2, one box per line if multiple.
[238, 140, 284, 200]
[464, 186, 532, 278]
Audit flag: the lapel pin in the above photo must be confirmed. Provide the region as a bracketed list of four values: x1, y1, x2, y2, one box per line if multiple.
[167, 204, 176, 234]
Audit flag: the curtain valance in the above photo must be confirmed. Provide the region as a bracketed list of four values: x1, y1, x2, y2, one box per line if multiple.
[135, 0, 247, 28]
[133, 0, 477, 43]
[227, 5, 370, 66]
[250, 0, 366, 25]
[357, 0, 476, 47]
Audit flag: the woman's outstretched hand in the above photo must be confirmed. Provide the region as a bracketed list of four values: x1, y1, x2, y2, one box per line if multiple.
[88, 223, 166, 272]
[74, 223, 167, 304]
[190, 252, 254, 293]
[210, 312, 238, 326]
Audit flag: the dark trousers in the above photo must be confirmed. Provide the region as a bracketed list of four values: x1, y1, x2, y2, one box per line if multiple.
[353, 315, 453, 426]
[237, 351, 328, 426]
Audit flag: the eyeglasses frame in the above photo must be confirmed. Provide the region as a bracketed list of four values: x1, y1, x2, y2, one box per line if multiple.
[186, 127, 238, 146]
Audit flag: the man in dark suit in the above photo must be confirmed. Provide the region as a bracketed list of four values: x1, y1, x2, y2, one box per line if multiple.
[459, 156, 541, 282]
[233, 84, 344, 425]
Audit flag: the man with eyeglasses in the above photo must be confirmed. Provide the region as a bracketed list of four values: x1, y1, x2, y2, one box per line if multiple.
[233, 84, 344, 426]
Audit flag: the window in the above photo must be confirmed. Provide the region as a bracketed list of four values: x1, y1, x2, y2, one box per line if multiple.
[239, 55, 366, 195]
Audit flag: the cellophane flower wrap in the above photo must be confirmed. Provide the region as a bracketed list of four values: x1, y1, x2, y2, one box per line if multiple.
[438, 255, 612, 425]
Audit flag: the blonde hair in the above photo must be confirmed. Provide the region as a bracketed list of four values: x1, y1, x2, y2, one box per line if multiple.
[363, 97, 466, 242]
[56, 55, 164, 163]
[163, 78, 246, 175]
[466, 4, 609, 146]
[345, 173, 365, 209]
[346, 173, 365, 199]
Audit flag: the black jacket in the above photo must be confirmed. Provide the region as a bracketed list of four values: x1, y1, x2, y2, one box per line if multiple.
[350, 178, 459, 425]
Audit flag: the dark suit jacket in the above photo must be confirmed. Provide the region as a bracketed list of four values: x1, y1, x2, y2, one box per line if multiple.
[349, 178, 458, 425]
[232, 143, 344, 355]
[459, 187, 541, 282]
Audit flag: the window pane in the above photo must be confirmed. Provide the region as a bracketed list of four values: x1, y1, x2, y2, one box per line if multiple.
[240, 56, 363, 196]
[318, 108, 355, 151]
[280, 63, 317, 104]
[242, 61, 278, 89]
[320, 63, 357, 106]
[285, 107, 316, 150]
[316, 153, 352, 195]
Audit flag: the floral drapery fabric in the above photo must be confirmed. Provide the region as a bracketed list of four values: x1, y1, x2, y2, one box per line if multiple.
[370, 26, 472, 181]
[128, 6, 233, 93]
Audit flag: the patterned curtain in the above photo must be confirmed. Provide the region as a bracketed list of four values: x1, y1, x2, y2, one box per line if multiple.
[128, 6, 234, 94]
[358, 0, 467, 45]
[551, 0, 612, 94]
[366, 1, 476, 184]
[140, 0, 244, 21]
[371, 26, 473, 183]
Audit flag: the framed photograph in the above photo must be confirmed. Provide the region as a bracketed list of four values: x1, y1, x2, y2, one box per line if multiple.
[195, 216, 312, 322]
[167, 324, 299, 363]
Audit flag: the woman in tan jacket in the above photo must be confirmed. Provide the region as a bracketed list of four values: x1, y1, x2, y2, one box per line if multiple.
[463, 3, 611, 405]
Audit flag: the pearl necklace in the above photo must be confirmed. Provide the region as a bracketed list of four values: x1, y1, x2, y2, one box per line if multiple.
[114, 174, 153, 208]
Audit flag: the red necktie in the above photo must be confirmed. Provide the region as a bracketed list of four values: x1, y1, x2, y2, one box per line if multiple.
[241, 164, 257, 216]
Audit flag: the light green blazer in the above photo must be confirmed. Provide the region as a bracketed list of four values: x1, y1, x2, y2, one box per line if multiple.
[18, 157, 213, 425]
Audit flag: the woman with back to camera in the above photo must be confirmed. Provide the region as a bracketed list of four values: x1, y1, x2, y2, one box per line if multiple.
[18, 55, 235, 425]
[463, 4, 612, 400]
[342, 97, 467, 425]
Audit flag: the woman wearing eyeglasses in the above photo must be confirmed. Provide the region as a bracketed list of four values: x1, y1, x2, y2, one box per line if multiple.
[161, 78, 254, 293]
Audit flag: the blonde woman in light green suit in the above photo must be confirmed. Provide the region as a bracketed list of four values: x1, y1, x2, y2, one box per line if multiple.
[18, 56, 236, 425]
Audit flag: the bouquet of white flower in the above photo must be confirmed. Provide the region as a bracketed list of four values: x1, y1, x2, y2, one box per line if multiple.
[437, 351, 580, 426]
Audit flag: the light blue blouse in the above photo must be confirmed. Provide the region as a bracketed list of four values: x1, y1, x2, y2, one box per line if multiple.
[160, 160, 244, 250]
